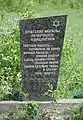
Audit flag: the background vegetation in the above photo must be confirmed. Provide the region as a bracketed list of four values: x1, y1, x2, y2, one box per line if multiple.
[0, 0, 83, 100]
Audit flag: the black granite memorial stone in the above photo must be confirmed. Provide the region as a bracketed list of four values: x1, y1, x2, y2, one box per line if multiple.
[20, 15, 67, 101]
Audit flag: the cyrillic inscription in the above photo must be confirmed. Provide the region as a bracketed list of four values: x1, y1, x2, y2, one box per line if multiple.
[20, 15, 67, 101]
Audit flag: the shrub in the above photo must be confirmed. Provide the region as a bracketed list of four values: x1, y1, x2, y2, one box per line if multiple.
[53, 37, 83, 98]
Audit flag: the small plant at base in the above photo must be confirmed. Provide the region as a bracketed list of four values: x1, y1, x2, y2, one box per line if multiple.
[71, 104, 83, 120]
[44, 83, 58, 103]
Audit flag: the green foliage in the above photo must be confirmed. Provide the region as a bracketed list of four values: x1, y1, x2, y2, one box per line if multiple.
[56, 37, 83, 98]
[59, 37, 83, 97]
[1, 0, 83, 13]
[0, 34, 21, 99]
[2, 89, 29, 101]
[50, 0, 83, 9]
[0, 0, 34, 13]
[73, 92, 83, 98]
[71, 104, 83, 120]
[47, 37, 83, 98]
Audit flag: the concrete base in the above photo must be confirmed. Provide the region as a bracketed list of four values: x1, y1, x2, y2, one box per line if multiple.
[0, 99, 83, 105]
[0, 99, 83, 120]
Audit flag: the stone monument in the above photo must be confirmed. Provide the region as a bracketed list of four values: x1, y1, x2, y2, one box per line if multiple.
[20, 15, 67, 101]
